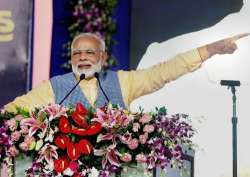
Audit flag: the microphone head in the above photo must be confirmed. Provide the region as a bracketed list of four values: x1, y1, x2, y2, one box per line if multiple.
[80, 74, 86, 80]
[94, 72, 99, 78]
[220, 80, 241, 87]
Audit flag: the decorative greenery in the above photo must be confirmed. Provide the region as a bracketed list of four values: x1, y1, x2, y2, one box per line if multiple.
[61, 0, 119, 70]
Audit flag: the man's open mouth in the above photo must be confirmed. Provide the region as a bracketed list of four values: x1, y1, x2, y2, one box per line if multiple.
[78, 64, 92, 69]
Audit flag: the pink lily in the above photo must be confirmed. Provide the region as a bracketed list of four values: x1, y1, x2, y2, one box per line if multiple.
[93, 108, 132, 129]
[37, 143, 58, 167]
[20, 117, 56, 142]
[20, 116, 46, 137]
[38, 119, 58, 142]
[97, 132, 132, 146]
[97, 132, 117, 144]
[44, 103, 67, 121]
[92, 108, 108, 125]
[118, 131, 132, 144]
[94, 144, 121, 169]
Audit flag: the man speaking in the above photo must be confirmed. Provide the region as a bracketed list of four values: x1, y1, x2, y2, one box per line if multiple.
[4, 32, 249, 112]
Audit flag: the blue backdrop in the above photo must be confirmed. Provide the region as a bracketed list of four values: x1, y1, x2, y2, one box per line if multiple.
[50, 0, 131, 77]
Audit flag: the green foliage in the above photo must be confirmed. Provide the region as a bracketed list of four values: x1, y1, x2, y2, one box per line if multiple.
[16, 107, 30, 118]
[155, 106, 167, 115]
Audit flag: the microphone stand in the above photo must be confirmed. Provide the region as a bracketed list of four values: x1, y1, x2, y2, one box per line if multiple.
[220, 80, 240, 177]
[94, 72, 110, 103]
[59, 74, 85, 105]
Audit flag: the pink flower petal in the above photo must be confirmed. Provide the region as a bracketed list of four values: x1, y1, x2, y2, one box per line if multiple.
[107, 149, 120, 167]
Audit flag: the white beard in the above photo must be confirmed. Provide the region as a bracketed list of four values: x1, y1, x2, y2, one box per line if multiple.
[72, 60, 102, 79]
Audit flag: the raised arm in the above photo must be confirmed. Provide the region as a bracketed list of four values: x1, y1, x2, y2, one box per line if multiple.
[118, 33, 249, 106]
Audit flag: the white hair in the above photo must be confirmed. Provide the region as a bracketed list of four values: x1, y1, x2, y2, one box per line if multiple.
[71, 32, 106, 52]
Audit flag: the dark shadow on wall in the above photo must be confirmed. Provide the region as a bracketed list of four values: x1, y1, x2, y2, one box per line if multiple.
[130, 0, 243, 69]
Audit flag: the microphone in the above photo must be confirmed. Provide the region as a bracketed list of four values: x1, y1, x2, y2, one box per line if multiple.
[59, 74, 85, 105]
[94, 72, 110, 103]
[220, 80, 241, 87]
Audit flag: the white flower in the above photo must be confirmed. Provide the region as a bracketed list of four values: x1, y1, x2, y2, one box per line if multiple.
[63, 167, 74, 176]
[89, 167, 99, 177]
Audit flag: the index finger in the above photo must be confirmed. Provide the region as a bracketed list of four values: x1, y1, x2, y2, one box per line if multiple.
[230, 33, 250, 42]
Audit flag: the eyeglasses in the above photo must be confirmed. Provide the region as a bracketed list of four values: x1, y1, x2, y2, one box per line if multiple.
[72, 49, 102, 57]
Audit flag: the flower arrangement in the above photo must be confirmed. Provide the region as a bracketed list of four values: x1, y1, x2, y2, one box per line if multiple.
[62, 0, 119, 70]
[0, 103, 195, 177]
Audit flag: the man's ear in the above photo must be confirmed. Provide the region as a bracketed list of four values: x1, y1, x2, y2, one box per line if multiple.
[100, 51, 108, 66]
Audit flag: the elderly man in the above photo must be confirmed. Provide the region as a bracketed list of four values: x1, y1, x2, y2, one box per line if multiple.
[4, 32, 249, 112]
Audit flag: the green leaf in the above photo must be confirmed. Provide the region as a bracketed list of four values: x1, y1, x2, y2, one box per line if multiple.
[157, 107, 167, 115]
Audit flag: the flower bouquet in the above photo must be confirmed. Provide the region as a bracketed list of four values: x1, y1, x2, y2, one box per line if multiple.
[0, 103, 195, 177]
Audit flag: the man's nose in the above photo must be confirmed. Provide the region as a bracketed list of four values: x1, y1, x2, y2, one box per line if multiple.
[79, 57, 88, 62]
[79, 51, 88, 58]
